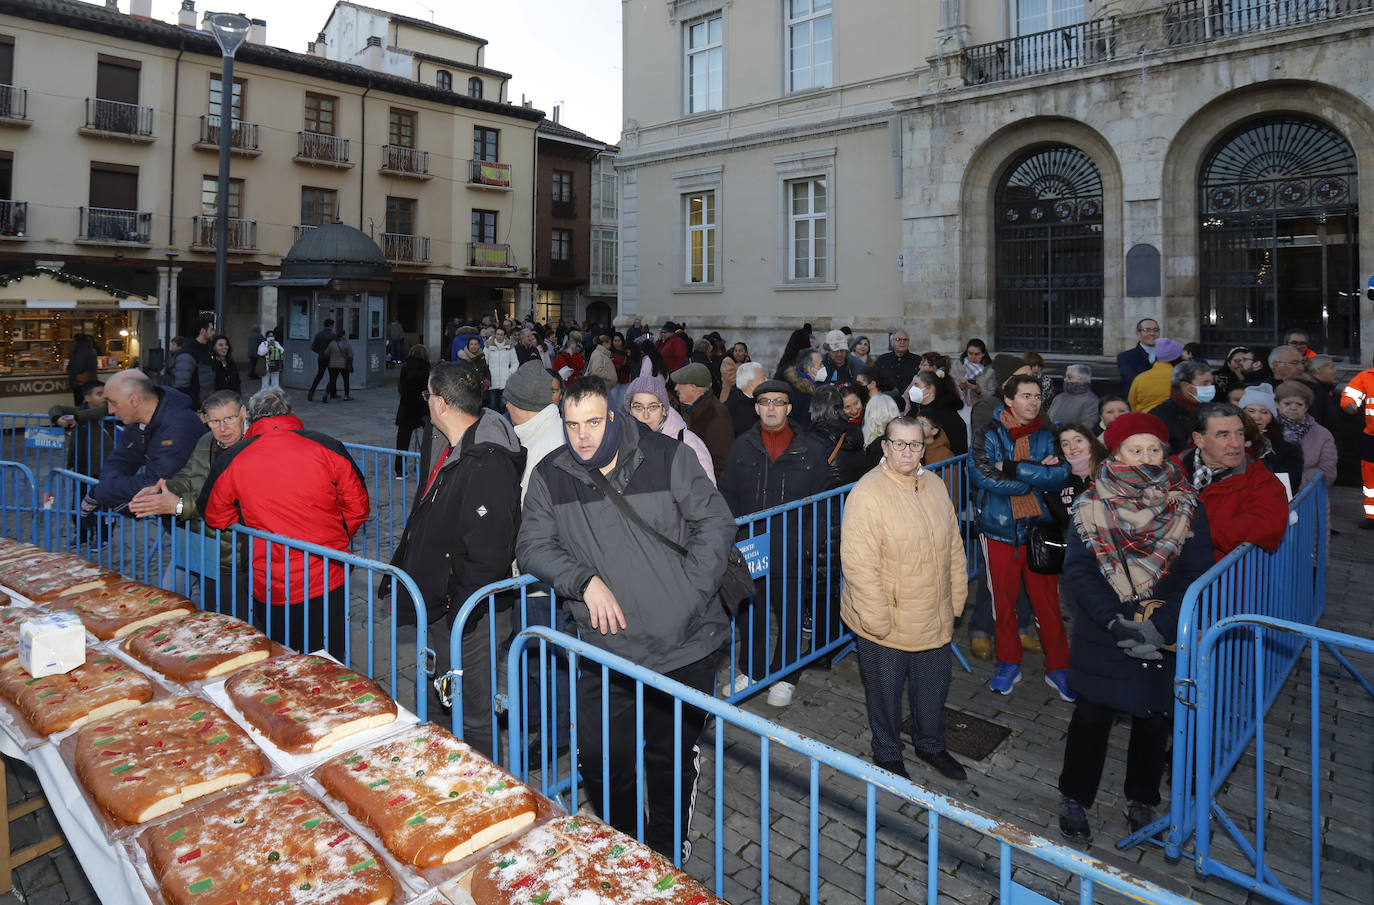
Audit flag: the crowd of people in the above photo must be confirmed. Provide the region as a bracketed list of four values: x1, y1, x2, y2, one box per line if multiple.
[54, 309, 1370, 860]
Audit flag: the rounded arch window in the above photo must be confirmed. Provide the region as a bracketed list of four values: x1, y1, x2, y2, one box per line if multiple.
[468, 77, 483, 99]
[436, 69, 452, 91]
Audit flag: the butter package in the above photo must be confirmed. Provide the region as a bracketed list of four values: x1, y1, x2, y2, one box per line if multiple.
[19, 612, 86, 678]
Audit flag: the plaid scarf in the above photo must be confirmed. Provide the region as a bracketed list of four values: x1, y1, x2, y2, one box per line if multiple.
[1072, 459, 1197, 602]
[1000, 408, 1046, 520]
[1279, 412, 1314, 445]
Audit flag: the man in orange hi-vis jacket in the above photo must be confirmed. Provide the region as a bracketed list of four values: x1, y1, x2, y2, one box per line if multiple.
[1341, 359, 1374, 528]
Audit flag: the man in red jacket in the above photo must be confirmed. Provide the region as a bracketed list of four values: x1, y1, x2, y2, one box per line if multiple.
[1173, 402, 1288, 560]
[199, 386, 369, 661]
[656, 321, 689, 373]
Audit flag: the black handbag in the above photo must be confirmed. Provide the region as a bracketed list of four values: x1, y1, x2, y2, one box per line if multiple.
[586, 469, 754, 614]
[1026, 520, 1066, 575]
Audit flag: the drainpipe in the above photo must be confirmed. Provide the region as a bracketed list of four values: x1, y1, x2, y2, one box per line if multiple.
[359, 78, 371, 228]
[166, 43, 184, 359]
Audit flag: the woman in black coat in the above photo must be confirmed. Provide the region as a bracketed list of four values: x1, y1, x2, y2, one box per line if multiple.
[394, 344, 432, 477]
[1056, 412, 1214, 844]
[210, 334, 241, 395]
[905, 371, 968, 456]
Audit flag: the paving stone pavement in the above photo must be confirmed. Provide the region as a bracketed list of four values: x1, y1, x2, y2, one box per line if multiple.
[2, 375, 1371, 904]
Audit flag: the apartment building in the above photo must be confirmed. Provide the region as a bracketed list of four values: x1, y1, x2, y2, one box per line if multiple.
[0, 0, 542, 393]
[619, 0, 1373, 365]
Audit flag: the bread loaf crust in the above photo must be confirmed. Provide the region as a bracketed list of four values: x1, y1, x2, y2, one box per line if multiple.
[225, 655, 397, 754]
[0, 652, 153, 735]
[49, 581, 194, 640]
[124, 612, 271, 682]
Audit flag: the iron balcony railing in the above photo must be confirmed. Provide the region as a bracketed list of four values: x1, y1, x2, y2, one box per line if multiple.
[199, 114, 260, 152]
[294, 224, 319, 242]
[380, 145, 430, 176]
[191, 215, 258, 251]
[83, 97, 154, 137]
[1164, 0, 1374, 46]
[0, 84, 27, 120]
[79, 206, 152, 244]
[467, 241, 514, 269]
[381, 232, 430, 264]
[0, 200, 26, 237]
[470, 158, 512, 188]
[296, 130, 350, 165]
[962, 17, 1117, 85]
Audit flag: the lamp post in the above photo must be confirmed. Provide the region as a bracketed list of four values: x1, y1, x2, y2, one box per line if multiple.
[206, 12, 251, 335]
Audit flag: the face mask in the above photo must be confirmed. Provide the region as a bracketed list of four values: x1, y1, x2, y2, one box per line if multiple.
[1065, 381, 1088, 394]
[814, 367, 828, 383]
[907, 385, 922, 403]
[1193, 385, 1216, 403]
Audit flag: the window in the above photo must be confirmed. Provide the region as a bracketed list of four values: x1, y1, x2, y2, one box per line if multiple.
[552, 170, 573, 203]
[436, 70, 452, 91]
[0, 151, 12, 201]
[300, 187, 336, 226]
[467, 77, 483, 99]
[472, 209, 498, 244]
[684, 14, 723, 114]
[786, 0, 832, 92]
[386, 196, 416, 235]
[1015, 0, 1084, 34]
[551, 228, 572, 261]
[0, 35, 13, 86]
[388, 108, 415, 148]
[684, 191, 716, 284]
[535, 289, 563, 325]
[96, 55, 140, 104]
[89, 163, 138, 210]
[593, 167, 617, 220]
[473, 126, 499, 162]
[209, 75, 243, 121]
[591, 228, 618, 289]
[304, 92, 336, 135]
[200, 176, 243, 218]
[787, 177, 827, 280]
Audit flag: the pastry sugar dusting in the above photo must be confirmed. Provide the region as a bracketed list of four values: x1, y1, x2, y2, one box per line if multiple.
[226, 654, 396, 754]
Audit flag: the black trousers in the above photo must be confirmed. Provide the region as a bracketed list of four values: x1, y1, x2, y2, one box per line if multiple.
[327, 367, 350, 399]
[427, 607, 510, 762]
[577, 649, 717, 860]
[1058, 698, 1170, 808]
[252, 583, 348, 663]
[308, 356, 330, 395]
[855, 638, 951, 760]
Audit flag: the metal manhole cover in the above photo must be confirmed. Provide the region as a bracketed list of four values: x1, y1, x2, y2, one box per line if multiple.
[902, 708, 1010, 761]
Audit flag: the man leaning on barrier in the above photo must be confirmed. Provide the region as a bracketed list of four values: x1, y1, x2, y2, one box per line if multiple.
[129, 390, 247, 613]
[516, 376, 737, 862]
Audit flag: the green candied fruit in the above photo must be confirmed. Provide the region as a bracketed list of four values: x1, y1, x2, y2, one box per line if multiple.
[298, 882, 312, 891]
[415, 769, 425, 778]
[267, 851, 280, 862]
[543, 847, 557, 857]
[232, 817, 245, 825]
[600, 882, 612, 890]
[390, 756, 401, 762]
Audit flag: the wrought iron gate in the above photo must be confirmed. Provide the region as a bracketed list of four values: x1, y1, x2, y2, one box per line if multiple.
[995, 145, 1105, 355]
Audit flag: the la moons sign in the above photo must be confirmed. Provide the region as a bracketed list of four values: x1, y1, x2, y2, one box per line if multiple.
[0, 375, 71, 396]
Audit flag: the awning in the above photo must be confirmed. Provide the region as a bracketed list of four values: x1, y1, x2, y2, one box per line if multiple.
[233, 277, 333, 288]
[0, 268, 156, 309]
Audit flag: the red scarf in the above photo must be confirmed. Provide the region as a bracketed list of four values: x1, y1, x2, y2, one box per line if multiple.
[1169, 389, 1199, 412]
[999, 409, 1045, 520]
[762, 424, 793, 462]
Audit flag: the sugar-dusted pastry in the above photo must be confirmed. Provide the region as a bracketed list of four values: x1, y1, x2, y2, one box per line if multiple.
[0, 651, 153, 734]
[225, 654, 396, 753]
[74, 696, 265, 823]
[48, 580, 194, 639]
[124, 611, 272, 682]
[0, 553, 117, 602]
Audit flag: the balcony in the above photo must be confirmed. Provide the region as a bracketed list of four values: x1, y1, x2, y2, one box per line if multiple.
[1163, 0, 1374, 46]
[382, 233, 431, 265]
[962, 17, 1117, 85]
[295, 131, 351, 168]
[549, 256, 575, 277]
[467, 242, 515, 271]
[77, 207, 152, 246]
[293, 224, 319, 242]
[0, 85, 29, 127]
[379, 145, 431, 179]
[0, 200, 27, 239]
[194, 114, 261, 156]
[551, 195, 576, 220]
[79, 98, 155, 141]
[190, 215, 258, 252]
[470, 159, 512, 190]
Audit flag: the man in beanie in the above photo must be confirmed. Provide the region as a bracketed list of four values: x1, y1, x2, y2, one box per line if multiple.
[969, 374, 1073, 699]
[820, 329, 855, 384]
[671, 362, 733, 478]
[1147, 359, 1216, 454]
[1128, 337, 1184, 414]
[517, 376, 735, 861]
[504, 361, 564, 499]
[1116, 318, 1161, 390]
[657, 321, 689, 372]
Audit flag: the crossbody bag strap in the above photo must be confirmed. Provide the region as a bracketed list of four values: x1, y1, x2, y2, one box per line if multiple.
[584, 466, 689, 558]
[1105, 519, 1140, 601]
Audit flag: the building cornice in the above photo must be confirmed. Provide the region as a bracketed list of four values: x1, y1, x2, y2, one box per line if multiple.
[616, 108, 893, 170]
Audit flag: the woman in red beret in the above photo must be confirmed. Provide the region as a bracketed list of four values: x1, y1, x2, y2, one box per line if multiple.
[1055, 412, 1214, 843]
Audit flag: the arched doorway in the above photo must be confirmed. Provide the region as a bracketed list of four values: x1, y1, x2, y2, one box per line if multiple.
[586, 300, 612, 330]
[1198, 115, 1359, 357]
[994, 144, 1105, 354]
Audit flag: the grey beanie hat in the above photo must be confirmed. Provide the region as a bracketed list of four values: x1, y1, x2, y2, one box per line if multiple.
[503, 360, 553, 412]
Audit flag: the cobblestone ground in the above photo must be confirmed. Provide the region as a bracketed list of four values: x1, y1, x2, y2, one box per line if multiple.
[2, 377, 1370, 904]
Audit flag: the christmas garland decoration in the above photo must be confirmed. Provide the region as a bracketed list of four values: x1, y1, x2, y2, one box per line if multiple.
[0, 267, 132, 299]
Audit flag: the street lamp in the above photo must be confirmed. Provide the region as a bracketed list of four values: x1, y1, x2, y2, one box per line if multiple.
[206, 12, 252, 335]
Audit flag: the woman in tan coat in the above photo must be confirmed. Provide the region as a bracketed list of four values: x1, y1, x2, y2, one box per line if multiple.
[840, 415, 968, 782]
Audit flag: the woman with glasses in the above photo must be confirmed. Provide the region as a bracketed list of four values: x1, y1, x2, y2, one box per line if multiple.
[1214, 346, 1260, 398]
[623, 375, 716, 486]
[840, 415, 969, 782]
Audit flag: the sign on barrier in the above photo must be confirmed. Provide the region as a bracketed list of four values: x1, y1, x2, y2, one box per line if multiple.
[735, 532, 769, 579]
[23, 427, 64, 449]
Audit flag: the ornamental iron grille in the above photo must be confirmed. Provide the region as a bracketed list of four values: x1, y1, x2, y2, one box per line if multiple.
[1199, 116, 1360, 358]
[994, 145, 1105, 355]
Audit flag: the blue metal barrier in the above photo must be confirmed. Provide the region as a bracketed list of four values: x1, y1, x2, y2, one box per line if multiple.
[0, 460, 39, 545]
[1194, 615, 1373, 905]
[1123, 479, 1327, 856]
[505, 625, 1203, 905]
[342, 441, 419, 562]
[0, 412, 67, 482]
[41, 467, 166, 584]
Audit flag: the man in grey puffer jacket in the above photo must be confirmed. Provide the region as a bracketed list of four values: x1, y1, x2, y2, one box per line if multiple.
[517, 376, 735, 862]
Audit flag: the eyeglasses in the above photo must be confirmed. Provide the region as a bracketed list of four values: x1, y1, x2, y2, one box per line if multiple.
[629, 403, 664, 414]
[755, 398, 790, 409]
[421, 390, 434, 402]
[883, 439, 925, 452]
[205, 413, 243, 428]
[1139, 326, 1161, 333]
[892, 336, 910, 343]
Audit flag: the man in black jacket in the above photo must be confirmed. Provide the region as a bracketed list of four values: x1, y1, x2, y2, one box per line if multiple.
[517, 376, 735, 861]
[393, 361, 524, 758]
[717, 380, 833, 708]
[307, 318, 336, 401]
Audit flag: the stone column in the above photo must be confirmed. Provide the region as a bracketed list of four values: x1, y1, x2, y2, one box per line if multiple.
[424, 278, 443, 360]
[156, 265, 182, 351]
[257, 271, 280, 336]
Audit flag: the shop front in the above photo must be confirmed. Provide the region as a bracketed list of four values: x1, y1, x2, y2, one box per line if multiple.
[0, 267, 154, 413]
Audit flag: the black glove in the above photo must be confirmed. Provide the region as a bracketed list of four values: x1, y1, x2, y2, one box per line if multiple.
[1000, 461, 1020, 483]
[1108, 617, 1165, 661]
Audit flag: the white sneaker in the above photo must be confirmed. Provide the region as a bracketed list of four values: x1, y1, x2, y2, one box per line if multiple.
[766, 681, 795, 707]
[731, 673, 751, 694]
